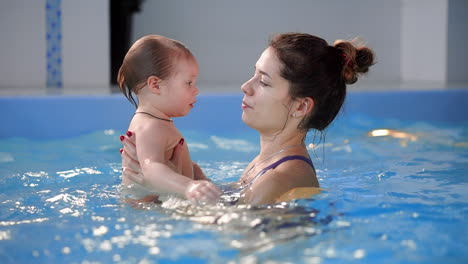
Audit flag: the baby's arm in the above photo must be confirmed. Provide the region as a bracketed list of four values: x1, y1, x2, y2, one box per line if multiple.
[193, 162, 209, 180]
[122, 130, 221, 203]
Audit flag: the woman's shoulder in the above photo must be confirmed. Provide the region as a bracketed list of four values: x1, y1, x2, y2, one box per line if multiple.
[270, 156, 317, 187]
[246, 155, 318, 204]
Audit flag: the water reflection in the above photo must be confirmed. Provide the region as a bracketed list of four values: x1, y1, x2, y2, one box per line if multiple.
[123, 192, 336, 256]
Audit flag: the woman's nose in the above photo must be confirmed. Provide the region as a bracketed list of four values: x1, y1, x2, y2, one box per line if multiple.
[241, 78, 253, 95]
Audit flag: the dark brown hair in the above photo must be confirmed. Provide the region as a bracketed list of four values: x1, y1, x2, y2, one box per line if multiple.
[117, 35, 194, 107]
[269, 33, 375, 131]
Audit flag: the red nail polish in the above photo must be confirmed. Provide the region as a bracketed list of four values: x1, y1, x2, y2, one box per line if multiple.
[120, 135, 125, 141]
[126, 131, 133, 137]
[179, 138, 184, 145]
[119, 148, 123, 154]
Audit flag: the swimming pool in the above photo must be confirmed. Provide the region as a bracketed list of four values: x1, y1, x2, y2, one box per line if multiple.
[1, 90, 467, 263]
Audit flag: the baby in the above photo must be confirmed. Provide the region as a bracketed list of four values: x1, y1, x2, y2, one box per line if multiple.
[118, 35, 221, 204]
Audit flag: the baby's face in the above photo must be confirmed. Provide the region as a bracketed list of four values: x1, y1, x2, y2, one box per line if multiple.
[161, 57, 199, 117]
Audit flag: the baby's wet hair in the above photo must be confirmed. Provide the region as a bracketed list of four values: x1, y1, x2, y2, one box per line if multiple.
[117, 35, 194, 107]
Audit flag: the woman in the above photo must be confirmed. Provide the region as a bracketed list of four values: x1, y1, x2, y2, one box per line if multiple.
[121, 32, 375, 205]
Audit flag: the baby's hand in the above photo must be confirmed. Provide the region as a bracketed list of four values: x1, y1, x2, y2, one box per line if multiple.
[185, 180, 222, 204]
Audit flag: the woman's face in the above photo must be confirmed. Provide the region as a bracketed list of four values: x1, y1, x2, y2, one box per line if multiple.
[240, 47, 293, 134]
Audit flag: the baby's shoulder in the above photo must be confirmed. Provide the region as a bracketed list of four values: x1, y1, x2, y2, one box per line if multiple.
[131, 118, 176, 132]
[131, 119, 182, 143]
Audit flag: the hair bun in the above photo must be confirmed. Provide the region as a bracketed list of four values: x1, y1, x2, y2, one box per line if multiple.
[333, 39, 375, 85]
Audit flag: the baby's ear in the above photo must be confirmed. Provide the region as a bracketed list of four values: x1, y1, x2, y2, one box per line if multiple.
[147, 76, 161, 94]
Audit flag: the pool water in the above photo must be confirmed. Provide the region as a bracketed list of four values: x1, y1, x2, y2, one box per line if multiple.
[1, 112, 467, 263]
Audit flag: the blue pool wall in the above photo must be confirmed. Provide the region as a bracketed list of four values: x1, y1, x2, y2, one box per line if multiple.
[1, 89, 467, 139]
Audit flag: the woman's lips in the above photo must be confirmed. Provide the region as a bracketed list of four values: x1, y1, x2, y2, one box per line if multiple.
[242, 101, 252, 109]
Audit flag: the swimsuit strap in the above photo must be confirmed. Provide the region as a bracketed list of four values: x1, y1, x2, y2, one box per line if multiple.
[258, 155, 315, 176]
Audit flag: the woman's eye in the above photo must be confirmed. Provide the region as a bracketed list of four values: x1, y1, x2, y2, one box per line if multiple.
[259, 81, 269, 87]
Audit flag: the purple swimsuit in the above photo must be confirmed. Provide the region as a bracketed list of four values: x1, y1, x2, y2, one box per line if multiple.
[220, 155, 315, 200]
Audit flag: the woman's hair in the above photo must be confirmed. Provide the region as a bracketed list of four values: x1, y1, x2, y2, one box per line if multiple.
[117, 35, 194, 107]
[269, 33, 375, 132]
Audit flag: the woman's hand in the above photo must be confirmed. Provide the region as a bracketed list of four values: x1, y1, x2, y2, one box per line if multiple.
[120, 131, 184, 184]
[120, 131, 142, 184]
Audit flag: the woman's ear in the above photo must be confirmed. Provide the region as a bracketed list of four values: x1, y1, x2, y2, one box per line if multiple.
[294, 97, 314, 117]
[147, 76, 161, 94]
